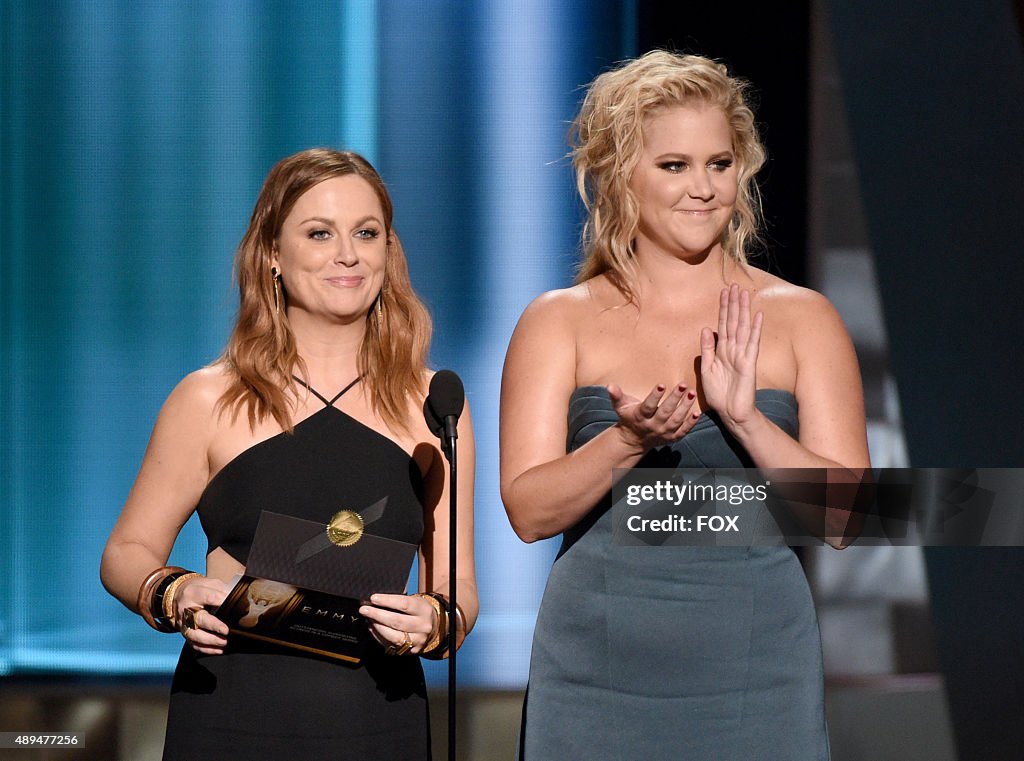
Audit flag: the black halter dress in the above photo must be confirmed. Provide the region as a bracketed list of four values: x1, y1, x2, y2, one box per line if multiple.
[163, 379, 430, 761]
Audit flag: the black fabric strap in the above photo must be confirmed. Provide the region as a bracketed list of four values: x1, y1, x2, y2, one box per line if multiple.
[292, 375, 362, 408]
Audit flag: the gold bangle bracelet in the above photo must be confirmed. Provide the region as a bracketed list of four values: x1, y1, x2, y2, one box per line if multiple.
[453, 603, 467, 649]
[413, 593, 448, 654]
[162, 572, 201, 622]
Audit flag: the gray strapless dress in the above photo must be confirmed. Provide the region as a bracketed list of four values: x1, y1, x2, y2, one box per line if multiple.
[520, 387, 830, 761]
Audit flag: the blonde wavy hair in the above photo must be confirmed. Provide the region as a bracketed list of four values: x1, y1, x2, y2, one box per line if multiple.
[572, 50, 767, 300]
[217, 148, 431, 434]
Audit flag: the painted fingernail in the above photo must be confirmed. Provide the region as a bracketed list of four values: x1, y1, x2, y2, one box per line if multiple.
[678, 384, 687, 392]
[656, 384, 665, 392]
[687, 391, 695, 400]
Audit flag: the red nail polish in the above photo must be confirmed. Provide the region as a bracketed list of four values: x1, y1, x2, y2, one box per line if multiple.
[687, 391, 695, 400]
[656, 384, 665, 392]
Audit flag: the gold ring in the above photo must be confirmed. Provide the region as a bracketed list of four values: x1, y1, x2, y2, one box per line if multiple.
[180, 606, 203, 636]
[386, 631, 413, 656]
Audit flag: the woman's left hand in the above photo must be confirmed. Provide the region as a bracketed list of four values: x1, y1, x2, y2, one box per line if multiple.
[700, 284, 764, 430]
[359, 593, 437, 655]
[174, 575, 231, 655]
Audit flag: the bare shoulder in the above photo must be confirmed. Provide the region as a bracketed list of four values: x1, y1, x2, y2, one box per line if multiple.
[514, 278, 623, 343]
[505, 285, 588, 370]
[517, 282, 592, 327]
[132, 365, 231, 493]
[747, 269, 850, 340]
[154, 365, 237, 442]
[166, 364, 232, 414]
[745, 266, 817, 305]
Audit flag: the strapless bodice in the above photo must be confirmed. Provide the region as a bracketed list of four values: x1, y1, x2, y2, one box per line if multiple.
[567, 386, 799, 466]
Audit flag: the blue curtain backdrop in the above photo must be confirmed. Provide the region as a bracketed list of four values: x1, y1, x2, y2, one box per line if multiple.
[1, 0, 630, 686]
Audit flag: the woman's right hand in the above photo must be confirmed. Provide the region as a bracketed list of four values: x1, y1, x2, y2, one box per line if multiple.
[607, 382, 701, 452]
[500, 289, 704, 542]
[174, 575, 231, 655]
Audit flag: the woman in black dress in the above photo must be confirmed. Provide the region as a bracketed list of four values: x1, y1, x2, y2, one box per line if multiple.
[102, 148, 476, 760]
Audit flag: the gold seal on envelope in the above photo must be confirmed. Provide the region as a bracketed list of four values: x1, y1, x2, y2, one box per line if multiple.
[327, 509, 364, 547]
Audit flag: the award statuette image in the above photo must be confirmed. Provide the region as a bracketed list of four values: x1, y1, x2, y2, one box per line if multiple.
[214, 509, 417, 663]
[237, 579, 298, 628]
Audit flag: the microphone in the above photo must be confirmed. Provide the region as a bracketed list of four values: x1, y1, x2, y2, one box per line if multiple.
[422, 369, 465, 761]
[423, 370, 464, 462]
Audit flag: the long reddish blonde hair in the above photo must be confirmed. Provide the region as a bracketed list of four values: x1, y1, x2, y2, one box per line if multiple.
[217, 148, 431, 433]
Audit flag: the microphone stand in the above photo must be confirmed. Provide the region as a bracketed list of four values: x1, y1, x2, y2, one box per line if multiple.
[443, 428, 457, 761]
[424, 370, 464, 761]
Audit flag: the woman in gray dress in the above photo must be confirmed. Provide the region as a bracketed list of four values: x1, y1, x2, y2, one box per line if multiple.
[500, 51, 869, 760]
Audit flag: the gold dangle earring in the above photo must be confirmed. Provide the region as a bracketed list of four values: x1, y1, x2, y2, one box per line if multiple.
[271, 266, 281, 313]
[375, 275, 387, 320]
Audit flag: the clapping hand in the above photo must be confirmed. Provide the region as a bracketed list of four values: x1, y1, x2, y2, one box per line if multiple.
[607, 381, 700, 452]
[699, 284, 763, 430]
